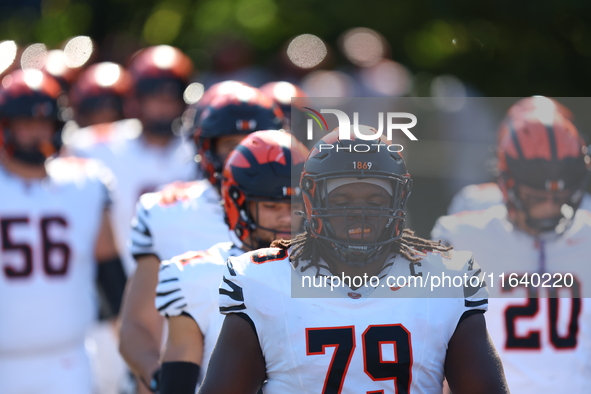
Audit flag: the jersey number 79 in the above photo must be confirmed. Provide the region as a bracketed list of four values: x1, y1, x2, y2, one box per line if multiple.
[306, 324, 413, 394]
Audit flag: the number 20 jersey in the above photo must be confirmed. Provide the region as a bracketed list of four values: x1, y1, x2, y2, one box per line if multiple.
[0, 158, 112, 356]
[432, 204, 591, 393]
[219, 247, 488, 394]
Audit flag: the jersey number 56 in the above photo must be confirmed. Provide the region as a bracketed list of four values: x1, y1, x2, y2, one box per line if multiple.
[1, 216, 70, 279]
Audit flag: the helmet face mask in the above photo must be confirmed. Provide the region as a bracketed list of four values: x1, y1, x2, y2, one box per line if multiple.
[228, 194, 294, 250]
[127, 46, 192, 136]
[4, 118, 61, 165]
[303, 172, 411, 266]
[301, 129, 412, 267]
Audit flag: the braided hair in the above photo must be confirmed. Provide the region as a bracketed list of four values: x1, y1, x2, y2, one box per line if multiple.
[271, 228, 452, 271]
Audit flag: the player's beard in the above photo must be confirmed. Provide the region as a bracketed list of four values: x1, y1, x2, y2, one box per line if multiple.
[142, 118, 176, 137]
[12, 147, 48, 165]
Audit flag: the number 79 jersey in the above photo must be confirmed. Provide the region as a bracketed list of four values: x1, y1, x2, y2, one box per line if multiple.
[219, 248, 488, 394]
[0, 158, 112, 355]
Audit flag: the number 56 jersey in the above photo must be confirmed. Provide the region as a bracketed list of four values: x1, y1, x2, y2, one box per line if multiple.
[0, 158, 112, 356]
[219, 248, 488, 394]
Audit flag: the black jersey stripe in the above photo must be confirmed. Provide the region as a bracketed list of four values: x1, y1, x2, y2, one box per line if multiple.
[131, 239, 153, 248]
[159, 277, 179, 284]
[156, 288, 180, 297]
[220, 304, 246, 312]
[220, 277, 244, 302]
[158, 297, 183, 312]
[465, 298, 488, 308]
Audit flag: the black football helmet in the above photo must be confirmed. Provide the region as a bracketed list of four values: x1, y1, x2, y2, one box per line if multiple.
[300, 127, 412, 266]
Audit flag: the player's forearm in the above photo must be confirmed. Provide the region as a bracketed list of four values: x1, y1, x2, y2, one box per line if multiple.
[119, 321, 162, 382]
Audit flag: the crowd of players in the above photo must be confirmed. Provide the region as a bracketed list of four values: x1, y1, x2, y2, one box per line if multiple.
[0, 43, 589, 394]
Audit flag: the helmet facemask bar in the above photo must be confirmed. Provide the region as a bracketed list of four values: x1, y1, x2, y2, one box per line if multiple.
[502, 153, 591, 235]
[303, 172, 411, 267]
[231, 194, 294, 250]
[505, 172, 589, 235]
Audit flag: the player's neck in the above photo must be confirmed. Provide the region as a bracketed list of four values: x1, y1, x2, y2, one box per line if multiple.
[0, 153, 47, 179]
[509, 210, 544, 237]
[323, 252, 389, 289]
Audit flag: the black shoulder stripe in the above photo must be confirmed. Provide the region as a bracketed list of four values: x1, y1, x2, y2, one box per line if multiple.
[156, 288, 180, 297]
[220, 304, 247, 312]
[226, 260, 237, 276]
[220, 277, 244, 302]
[158, 297, 183, 312]
[137, 215, 151, 236]
[465, 299, 488, 308]
[159, 277, 179, 284]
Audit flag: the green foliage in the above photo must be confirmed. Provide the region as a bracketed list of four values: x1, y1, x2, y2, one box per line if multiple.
[0, 0, 590, 95]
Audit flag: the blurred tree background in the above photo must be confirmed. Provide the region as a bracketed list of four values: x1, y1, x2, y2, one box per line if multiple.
[2, 0, 591, 237]
[1, 0, 591, 96]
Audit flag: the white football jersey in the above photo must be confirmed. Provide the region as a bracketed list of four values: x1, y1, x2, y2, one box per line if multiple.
[129, 180, 230, 262]
[432, 205, 591, 393]
[448, 182, 591, 214]
[0, 158, 112, 355]
[219, 247, 488, 394]
[65, 119, 198, 272]
[156, 242, 243, 383]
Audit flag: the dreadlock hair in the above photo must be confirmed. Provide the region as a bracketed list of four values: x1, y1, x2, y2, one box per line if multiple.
[271, 228, 452, 272]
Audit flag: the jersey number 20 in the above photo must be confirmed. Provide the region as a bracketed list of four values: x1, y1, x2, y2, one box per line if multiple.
[306, 324, 412, 394]
[1, 216, 70, 278]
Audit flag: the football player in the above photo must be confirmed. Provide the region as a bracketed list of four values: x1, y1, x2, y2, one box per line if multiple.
[119, 84, 285, 392]
[432, 97, 591, 392]
[65, 45, 197, 274]
[199, 128, 509, 394]
[0, 69, 126, 393]
[155, 130, 308, 393]
[68, 62, 132, 128]
[447, 97, 591, 214]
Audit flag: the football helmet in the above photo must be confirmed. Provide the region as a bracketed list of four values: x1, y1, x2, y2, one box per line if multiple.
[0, 69, 64, 164]
[182, 80, 250, 136]
[498, 96, 591, 233]
[69, 62, 132, 125]
[300, 127, 412, 266]
[127, 45, 193, 97]
[194, 85, 285, 186]
[221, 129, 308, 249]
